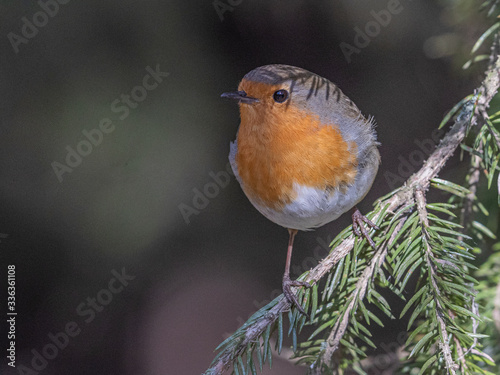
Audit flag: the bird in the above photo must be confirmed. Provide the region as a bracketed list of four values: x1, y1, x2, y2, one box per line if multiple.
[221, 64, 380, 315]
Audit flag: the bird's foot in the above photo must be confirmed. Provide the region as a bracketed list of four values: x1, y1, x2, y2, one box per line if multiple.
[282, 275, 311, 316]
[352, 207, 379, 250]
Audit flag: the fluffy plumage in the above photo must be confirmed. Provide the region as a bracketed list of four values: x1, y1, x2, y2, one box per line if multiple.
[228, 65, 380, 231]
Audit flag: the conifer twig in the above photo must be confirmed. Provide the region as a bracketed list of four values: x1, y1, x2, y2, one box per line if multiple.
[313, 216, 408, 371]
[416, 187, 458, 375]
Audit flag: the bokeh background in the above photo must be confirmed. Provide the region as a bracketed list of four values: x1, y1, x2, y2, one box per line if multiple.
[0, 1, 492, 374]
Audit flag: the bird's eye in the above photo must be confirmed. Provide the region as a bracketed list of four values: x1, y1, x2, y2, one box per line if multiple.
[273, 89, 289, 103]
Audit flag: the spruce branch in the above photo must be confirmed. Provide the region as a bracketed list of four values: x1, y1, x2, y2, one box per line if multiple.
[311, 212, 407, 372]
[415, 187, 458, 375]
[204, 32, 500, 375]
[317, 246, 386, 371]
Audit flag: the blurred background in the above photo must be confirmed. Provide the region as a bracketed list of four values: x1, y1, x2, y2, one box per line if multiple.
[0, 0, 492, 374]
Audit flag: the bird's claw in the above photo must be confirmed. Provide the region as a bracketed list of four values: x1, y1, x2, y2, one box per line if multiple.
[282, 275, 311, 317]
[352, 208, 379, 250]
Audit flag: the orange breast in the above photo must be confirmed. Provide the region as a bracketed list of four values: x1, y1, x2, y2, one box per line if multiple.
[236, 81, 358, 210]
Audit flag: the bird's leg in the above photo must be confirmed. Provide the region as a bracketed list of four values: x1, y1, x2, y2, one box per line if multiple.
[352, 207, 379, 250]
[282, 228, 311, 316]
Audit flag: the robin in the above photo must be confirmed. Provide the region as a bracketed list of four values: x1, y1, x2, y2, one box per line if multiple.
[221, 64, 380, 315]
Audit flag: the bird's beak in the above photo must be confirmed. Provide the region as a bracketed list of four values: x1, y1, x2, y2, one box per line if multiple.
[221, 90, 259, 104]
